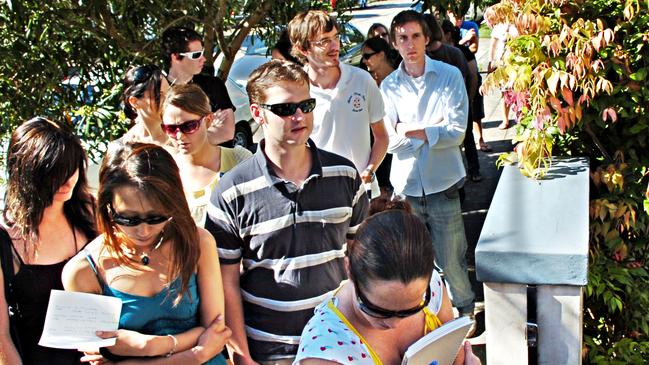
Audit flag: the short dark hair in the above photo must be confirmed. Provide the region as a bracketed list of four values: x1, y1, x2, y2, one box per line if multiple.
[161, 26, 203, 69]
[423, 14, 444, 43]
[122, 64, 164, 120]
[441, 19, 461, 45]
[246, 60, 309, 105]
[348, 209, 435, 291]
[390, 10, 430, 44]
[272, 29, 302, 65]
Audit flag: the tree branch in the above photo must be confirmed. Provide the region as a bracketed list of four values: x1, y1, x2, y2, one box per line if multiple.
[584, 119, 612, 162]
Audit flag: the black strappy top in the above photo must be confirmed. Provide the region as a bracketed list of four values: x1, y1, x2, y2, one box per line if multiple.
[7, 233, 82, 365]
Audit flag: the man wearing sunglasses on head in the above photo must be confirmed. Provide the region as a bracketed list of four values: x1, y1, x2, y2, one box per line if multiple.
[288, 11, 388, 199]
[162, 26, 236, 146]
[205, 60, 369, 365]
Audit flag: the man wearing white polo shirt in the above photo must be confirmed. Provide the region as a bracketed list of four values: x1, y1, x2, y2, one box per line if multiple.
[288, 10, 388, 198]
[381, 10, 475, 319]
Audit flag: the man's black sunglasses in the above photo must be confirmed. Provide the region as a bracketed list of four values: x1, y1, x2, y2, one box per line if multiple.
[259, 98, 317, 117]
[356, 283, 431, 319]
[108, 205, 170, 227]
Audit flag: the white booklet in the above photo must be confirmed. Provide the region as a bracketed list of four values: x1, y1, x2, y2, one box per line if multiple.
[401, 316, 474, 365]
[39, 290, 122, 349]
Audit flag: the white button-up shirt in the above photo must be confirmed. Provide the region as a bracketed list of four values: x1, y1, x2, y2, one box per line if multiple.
[380, 56, 468, 197]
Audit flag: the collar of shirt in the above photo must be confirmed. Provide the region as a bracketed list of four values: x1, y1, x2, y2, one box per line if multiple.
[254, 138, 323, 186]
[396, 55, 440, 82]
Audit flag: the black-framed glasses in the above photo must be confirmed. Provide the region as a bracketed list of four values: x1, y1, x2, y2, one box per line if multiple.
[312, 34, 340, 48]
[356, 284, 431, 319]
[179, 49, 204, 60]
[161, 116, 204, 136]
[259, 98, 316, 117]
[108, 205, 170, 227]
[362, 51, 379, 60]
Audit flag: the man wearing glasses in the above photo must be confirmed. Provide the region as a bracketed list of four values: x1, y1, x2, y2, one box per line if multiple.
[205, 60, 368, 365]
[380, 10, 476, 325]
[162, 26, 236, 145]
[288, 10, 388, 199]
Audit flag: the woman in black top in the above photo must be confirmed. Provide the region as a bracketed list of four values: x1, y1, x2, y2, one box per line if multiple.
[0, 117, 96, 364]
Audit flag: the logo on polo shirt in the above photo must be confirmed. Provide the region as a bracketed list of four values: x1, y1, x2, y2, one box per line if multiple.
[347, 92, 366, 112]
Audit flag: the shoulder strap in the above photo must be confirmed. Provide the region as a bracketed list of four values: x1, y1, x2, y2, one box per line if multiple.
[326, 300, 383, 365]
[0, 227, 16, 291]
[0, 226, 23, 357]
[82, 248, 106, 288]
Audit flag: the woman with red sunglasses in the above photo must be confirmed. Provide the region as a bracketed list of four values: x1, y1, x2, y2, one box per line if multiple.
[161, 84, 252, 226]
[294, 203, 481, 365]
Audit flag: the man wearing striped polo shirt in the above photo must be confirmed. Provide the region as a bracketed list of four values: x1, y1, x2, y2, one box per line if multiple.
[205, 60, 369, 364]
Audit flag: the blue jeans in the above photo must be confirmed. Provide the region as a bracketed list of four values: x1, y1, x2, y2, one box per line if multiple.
[405, 187, 475, 313]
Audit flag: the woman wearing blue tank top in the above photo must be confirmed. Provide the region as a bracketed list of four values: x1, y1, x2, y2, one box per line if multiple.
[62, 143, 231, 364]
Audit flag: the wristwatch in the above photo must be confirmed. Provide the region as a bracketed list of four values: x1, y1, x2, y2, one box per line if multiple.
[364, 167, 376, 182]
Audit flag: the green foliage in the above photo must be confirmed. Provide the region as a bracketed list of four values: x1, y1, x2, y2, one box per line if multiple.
[483, 0, 649, 362]
[0, 0, 354, 167]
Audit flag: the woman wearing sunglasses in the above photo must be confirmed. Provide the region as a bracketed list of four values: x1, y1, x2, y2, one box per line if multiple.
[294, 205, 480, 365]
[1, 117, 96, 365]
[116, 64, 171, 147]
[360, 37, 399, 199]
[62, 143, 230, 364]
[160, 84, 251, 226]
[361, 37, 400, 87]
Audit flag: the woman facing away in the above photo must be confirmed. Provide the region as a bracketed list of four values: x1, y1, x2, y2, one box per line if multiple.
[62, 143, 230, 364]
[0, 117, 96, 365]
[160, 84, 251, 227]
[116, 64, 171, 147]
[294, 206, 480, 365]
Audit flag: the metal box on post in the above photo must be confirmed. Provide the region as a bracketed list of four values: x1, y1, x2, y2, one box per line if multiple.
[475, 157, 589, 364]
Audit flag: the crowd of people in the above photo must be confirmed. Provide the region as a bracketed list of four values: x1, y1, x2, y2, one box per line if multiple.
[0, 6, 504, 365]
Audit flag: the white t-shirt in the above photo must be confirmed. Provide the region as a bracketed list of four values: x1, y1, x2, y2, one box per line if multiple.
[310, 63, 385, 197]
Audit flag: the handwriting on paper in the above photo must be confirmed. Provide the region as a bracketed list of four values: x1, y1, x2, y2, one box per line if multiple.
[39, 290, 122, 349]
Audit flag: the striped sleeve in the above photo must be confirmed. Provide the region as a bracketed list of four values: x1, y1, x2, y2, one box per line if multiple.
[205, 184, 244, 265]
[347, 168, 369, 239]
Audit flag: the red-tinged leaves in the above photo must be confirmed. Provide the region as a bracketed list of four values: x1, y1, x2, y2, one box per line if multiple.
[602, 107, 618, 123]
[549, 96, 562, 111]
[534, 106, 551, 130]
[591, 59, 604, 73]
[561, 87, 574, 106]
[557, 114, 568, 133]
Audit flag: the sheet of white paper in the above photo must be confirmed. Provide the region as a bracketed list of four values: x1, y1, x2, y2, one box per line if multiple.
[39, 290, 122, 349]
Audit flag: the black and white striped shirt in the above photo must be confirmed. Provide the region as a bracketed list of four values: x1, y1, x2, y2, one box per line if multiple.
[205, 139, 369, 360]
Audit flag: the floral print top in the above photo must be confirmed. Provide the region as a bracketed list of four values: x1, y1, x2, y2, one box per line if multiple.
[294, 271, 445, 365]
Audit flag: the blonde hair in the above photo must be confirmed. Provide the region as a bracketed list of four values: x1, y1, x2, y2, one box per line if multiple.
[288, 10, 339, 61]
[161, 84, 211, 117]
[246, 60, 309, 105]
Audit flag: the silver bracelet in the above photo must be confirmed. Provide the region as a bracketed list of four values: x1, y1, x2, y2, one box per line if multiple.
[165, 334, 178, 358]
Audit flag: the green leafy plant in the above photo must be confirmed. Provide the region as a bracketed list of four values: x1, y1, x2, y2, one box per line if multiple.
[482, 0, 649, 362]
